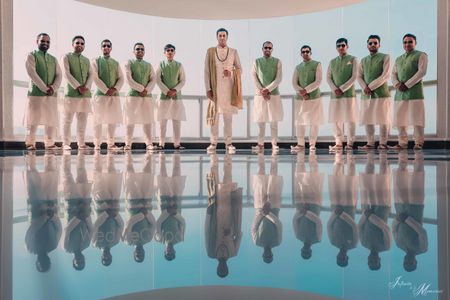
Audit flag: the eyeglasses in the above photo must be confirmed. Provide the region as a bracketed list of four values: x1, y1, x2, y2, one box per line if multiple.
[403, 40, 414, 44]
[301, 50, 310, 54]
[336, 44, 346, 48]
[75, 42, 84, 45]
[368, 42, 378, 46]
[102, 44, 111, 48]
[135, 48, 145, 51]
[165, 49, 175, 52]
[264, 47, 272, 50]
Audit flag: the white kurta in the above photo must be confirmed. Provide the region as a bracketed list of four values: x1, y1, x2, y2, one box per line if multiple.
[204, 46, 242, 115]
[124, 154, 155, 201]
[91, 58, 124, 125]
[123, 60, 156, 125]
[357, 55, 392, 125]
[327, 58, 359, 123]
[292, 62, 324, 125]
[24, 52, 62, 126]
[252, 60, 283, 122]
[156, 63, 187, 121]
[359, 156, 391, 207]
[62, 154, 92, 200]
[62, 54, 93, 113]
[391, 53, 427, 128]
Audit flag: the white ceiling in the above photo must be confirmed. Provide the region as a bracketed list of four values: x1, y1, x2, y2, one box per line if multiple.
[76, 0, 364, 20]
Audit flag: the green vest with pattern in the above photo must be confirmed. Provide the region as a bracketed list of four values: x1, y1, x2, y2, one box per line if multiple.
[329, 54, 356, 99]
[28, 50, 57, 97]
[295, 60, 321, 100]
[128, 59, 152, 97]
[95, 56, 120, 96]
[159, 60, 182, 100]
[394, 50, 425, 101]
[361, 53, 390, 100]
[66, 53, 92, 98]
[255, 57, 280, 95]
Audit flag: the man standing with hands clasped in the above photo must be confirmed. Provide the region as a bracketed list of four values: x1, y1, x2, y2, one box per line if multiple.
[123, 42, 156, 151]
[251, 41, 283, 153]
[156, 44, 187, 150]
[91, 39, 124, 151]
[357, 35, 392, 150]
[327, 38, 359, 151]
[391, 34, 428, 150]
[61, 35, 93, 150]
[25, 33, 62, 150]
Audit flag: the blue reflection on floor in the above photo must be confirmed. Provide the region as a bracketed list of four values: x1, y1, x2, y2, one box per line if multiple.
[2, 149, 448, 300]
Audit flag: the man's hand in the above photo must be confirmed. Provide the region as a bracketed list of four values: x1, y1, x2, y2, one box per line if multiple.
[399, 83, 408, 92]
[334, 88, 343, 97]
[139, 89, 148, 97]
[46, 86, 54, 96]
[303, 94, 310, 100]
[207, 90, 213, 100]
[299, 89, 307, 97]
[77, 86, 89, 95]
[364, 87, 372, 95]
[106, 88, 116, 96]
[167, 89, 177, 99]
[223, 69, 231, 77]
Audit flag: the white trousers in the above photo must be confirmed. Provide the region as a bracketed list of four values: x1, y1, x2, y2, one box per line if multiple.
[398, 126, 424, 146]
[257, 122, 278, 145]
[126, 124, 152, 146]
[63, 112, 88, 146]
[210, 113, 233, 145]
[333, 122, 356, 145]
[94, 124, 117, 147]
[296, 124, 319, 147]
[26, 125, 56, 147]
[159, 120, 181, 147]
[365, 125, 389, 145]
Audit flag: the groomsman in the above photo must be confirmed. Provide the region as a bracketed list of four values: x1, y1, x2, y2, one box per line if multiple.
[156, 44, 187, 150]
[391, 34, 428, 150]
[251, 41, 283, 153]
[91, 39, 124, 150]
[62, 36, 93, 150]
[25, 33, 62, 150]
[124, 42, 156, 150]
[327, 38, 359, 151]
[292, 45, 323, 152]
[357, 35, 392, 150]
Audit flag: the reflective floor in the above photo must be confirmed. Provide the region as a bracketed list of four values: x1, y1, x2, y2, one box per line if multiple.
[0, 149, 449, 300]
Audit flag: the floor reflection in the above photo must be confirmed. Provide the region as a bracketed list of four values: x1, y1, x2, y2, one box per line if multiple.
[1, 150, 448, 300]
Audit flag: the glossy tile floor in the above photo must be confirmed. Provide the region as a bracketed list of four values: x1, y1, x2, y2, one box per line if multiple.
[0, 149, 449, 300]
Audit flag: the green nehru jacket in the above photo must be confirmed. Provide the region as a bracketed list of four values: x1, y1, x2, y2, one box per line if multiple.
[159, 60, 182, 100]
[65, 53, 92, 98]
[394, 50, 425, 101]
[329, 54, 356, 99]
[360, 53, 390, 100]
[128, 59, 152, 97]
[95, 56, 120, 96]
[255, 57, 280, 95]
[28, 50, 57, 97]
[295, 60, 321, 100]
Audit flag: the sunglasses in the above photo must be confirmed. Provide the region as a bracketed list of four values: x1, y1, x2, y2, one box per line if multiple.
[336, 44, 346, 48]
[166, 49, 175, 52]
[368, 42, 378, 46]
[102, 44, 111, 48]
[40, 41, 50, 44]
[135, 48, 145, 51]
[403, 40, 414, 44]
[264, 47, 273, 50]
[301, 50, 310, 54]
[75, 42, 84, 45]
